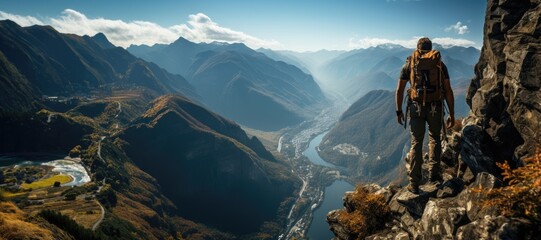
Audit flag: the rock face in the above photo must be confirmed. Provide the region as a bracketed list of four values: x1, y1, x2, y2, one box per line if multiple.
[466, 0, 541, 169]
[328, 1, 541, 239]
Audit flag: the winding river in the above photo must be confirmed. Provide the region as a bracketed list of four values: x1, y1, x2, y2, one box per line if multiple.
[0, 154, 91, 186]
[303, 132, 354, 239]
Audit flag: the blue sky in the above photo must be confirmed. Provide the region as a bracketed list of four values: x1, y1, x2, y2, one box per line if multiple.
[0, 0, 486, 51]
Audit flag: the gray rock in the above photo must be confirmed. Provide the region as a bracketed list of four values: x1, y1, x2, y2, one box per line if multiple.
[366, 230, 410, 240]
[375, 185, 400, 204]
[393, 185, 438, 217]
[327, 210, 353, 240]
[437, 178, 464, 198]
[441, 132, 461, 168]
[420, 198, 468, 239]
[458, 172, 501, 221]
[467, 0, 540, 167]
[459, 124, 497, 175]
[456, 215, 534, 240]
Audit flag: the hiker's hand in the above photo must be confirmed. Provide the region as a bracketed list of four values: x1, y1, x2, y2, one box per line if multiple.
[397, 112, 405, 125]
[446, 115, 455, 129]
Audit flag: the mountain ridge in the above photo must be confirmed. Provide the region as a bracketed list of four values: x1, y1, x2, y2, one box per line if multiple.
[0, 20, 199, 108]
[119, 94, 298, 235]
[129, 37, 328, 130]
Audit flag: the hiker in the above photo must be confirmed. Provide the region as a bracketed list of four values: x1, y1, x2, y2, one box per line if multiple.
[395, 37, 455, 194]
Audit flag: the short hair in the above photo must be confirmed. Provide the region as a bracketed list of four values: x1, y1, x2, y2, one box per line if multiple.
[417, 37, 432, 50]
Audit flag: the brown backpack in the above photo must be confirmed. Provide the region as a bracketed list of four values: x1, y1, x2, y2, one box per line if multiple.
[407, 49, 444, 106]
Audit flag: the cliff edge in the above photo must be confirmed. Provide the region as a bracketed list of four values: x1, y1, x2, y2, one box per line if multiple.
[327, 0, 541, 239]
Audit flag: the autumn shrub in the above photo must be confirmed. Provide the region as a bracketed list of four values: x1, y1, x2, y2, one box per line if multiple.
[483, 147, 541, 223]
[337, 184, 391, 239]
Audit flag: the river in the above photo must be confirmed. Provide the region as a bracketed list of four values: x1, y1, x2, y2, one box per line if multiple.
[303, 132, 354, 239]
[0, 154, 91, 186]
[302, 131, 336, 168]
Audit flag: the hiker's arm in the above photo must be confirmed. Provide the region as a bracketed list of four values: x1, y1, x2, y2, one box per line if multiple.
[443, 78, 455, 128]
[396, 79, 408, 125]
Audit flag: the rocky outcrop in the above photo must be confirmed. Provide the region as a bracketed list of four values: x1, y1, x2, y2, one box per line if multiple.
[328, 1, 541, 239]
[327, 172, 533, 240]
[466, 0, 541, 170]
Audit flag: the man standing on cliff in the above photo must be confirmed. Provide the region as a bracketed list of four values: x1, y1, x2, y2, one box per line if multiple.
[395, 37, 455, 194]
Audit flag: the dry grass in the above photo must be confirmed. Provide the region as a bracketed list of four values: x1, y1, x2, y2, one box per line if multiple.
[0, 202, 55, 240]
[336, 184, 391, 240]
[0, 191, 27, 199]
[23, 198, 102, 229]
[21, 174, 73, 190]
[482, 147, 541, 222]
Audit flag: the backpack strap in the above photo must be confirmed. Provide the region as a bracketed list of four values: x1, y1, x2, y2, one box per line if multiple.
[437, 59, 444, 94]
[409, 52, 416, 87]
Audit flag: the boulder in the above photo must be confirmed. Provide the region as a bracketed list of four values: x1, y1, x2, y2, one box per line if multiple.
[327, 210, 353, 240]
[437, 178, 465, 198]
[458, 172, 501, 221]
[393, 184, 438, 217]
[459, 123, 497, 175]
[456, 215, 534, 240]
[420, 198, 468, 239]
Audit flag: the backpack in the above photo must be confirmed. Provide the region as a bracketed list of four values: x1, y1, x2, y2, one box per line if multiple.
[407, 49, 444, 106]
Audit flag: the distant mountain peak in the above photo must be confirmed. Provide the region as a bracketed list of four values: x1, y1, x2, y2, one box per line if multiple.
[171, 36, 196, 46]
[91, 32, 116, 49]
[375, 43, 406, 50]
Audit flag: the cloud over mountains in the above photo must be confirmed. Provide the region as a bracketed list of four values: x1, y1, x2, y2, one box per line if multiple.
[1, 9, 476, 50]
[348, 36, 476, 49]
[0, 9, 280, 49]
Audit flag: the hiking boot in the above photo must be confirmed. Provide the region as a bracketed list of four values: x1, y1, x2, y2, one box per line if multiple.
[407, 184, 420, 194]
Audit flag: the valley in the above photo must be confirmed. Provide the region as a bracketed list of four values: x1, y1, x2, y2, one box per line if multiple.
[269, 94, 352, 239]
[0, 12, 485, 239]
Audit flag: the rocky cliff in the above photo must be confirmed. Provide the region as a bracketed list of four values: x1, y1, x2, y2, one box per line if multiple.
[327, 0, 541, 239]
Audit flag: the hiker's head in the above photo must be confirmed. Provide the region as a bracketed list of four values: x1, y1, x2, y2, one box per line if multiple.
[417, 37, 432, 51]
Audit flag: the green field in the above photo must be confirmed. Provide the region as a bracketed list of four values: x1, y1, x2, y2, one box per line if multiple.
[21, 174, 73, 190]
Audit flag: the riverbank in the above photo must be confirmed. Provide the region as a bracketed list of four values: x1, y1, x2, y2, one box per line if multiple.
[0, 154, 91, 188]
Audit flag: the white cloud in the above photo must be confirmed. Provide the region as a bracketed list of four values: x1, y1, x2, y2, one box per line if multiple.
[0, 9, 280, 49]
[348, 36, 475, 49]
[173, 13, 281, 49]
[432, 37, 476, 48]
[0, 11, 44, 26]
[445, 21, 469, 35]
[348, 37, 420, 49]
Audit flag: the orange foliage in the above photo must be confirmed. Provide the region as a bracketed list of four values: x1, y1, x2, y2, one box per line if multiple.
[0, 202, 55, 240]
[337, 185, 391, 240]
[483, 147, 541, 222]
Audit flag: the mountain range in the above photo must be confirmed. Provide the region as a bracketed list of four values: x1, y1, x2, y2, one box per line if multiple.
[263, 44, 480, 117]
[0, 20, 300, 239]
[0, 20, 198, 108]
[128, 39, 328, 130]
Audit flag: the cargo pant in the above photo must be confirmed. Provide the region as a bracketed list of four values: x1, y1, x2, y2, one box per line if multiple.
[406, 101, 443, 187]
